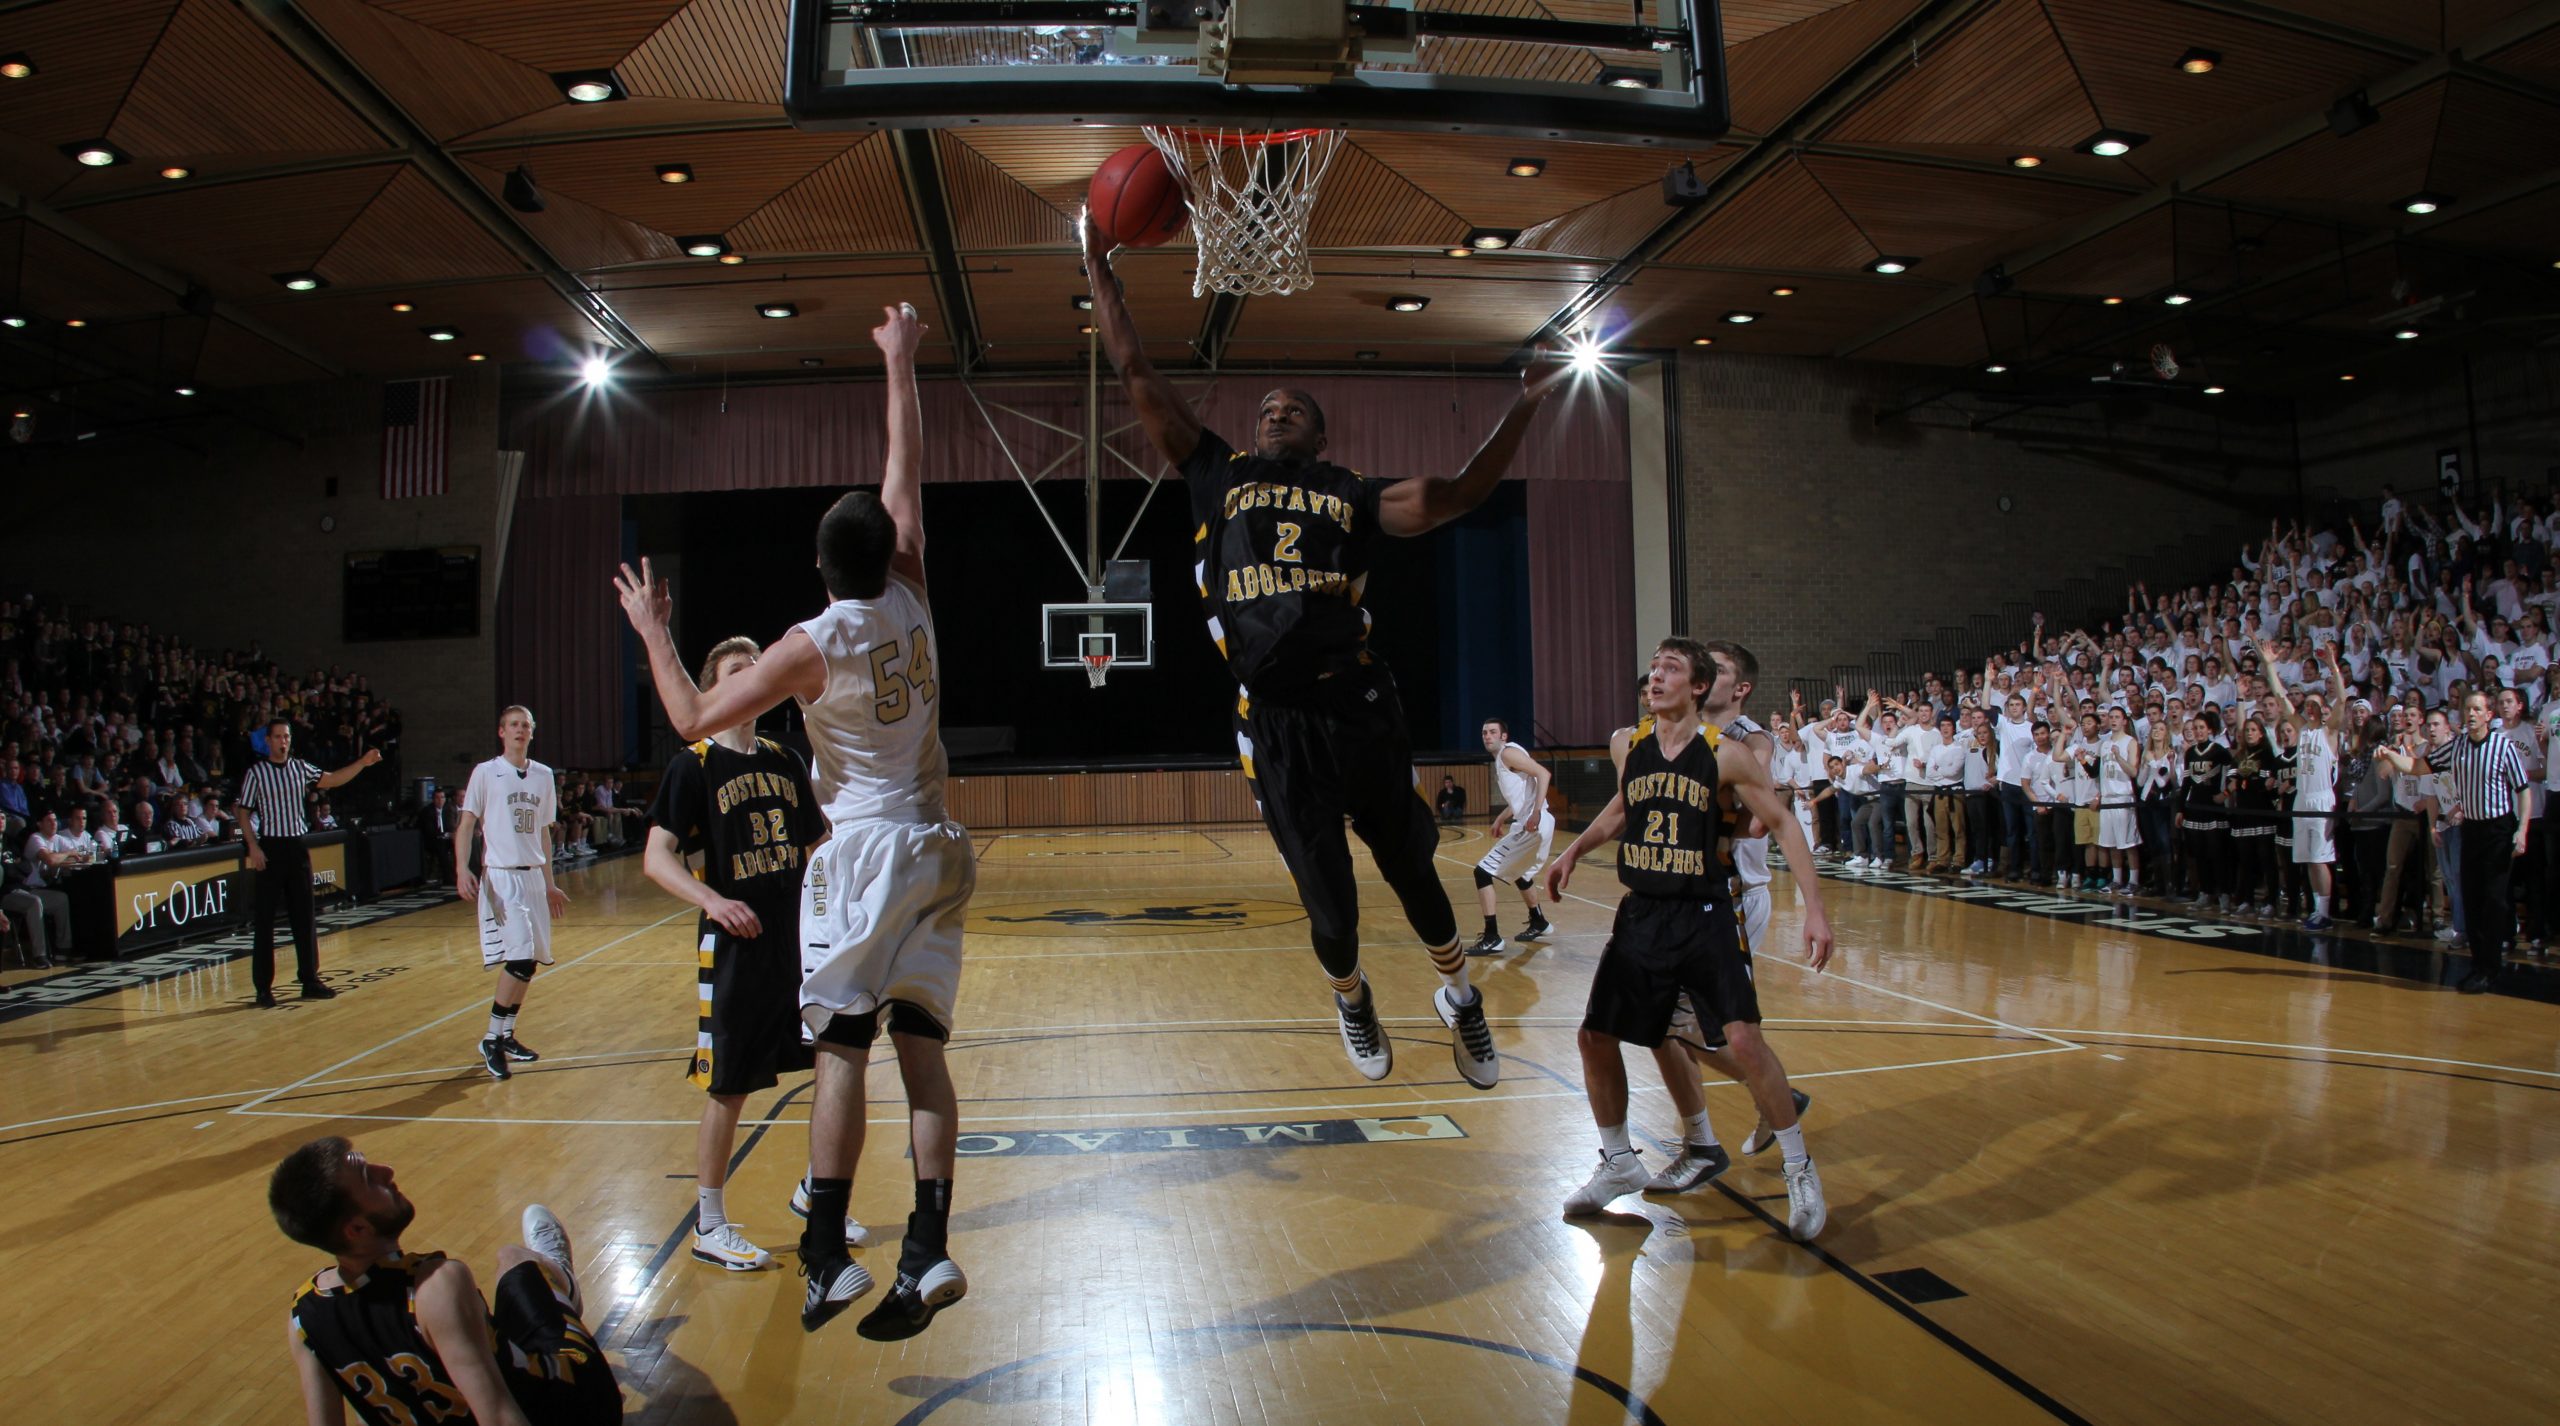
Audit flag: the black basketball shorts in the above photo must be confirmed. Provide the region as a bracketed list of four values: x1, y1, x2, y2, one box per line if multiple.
[490, 1260, 623, 1425]
[1582, 892, 1761, 1048]
[689, 909, 816, 1096]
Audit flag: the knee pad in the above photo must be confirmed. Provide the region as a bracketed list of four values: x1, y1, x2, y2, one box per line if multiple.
[503, 959, 538, 983]
[1514, 876, 1534, 892]
[1472, 866, 1496, 890]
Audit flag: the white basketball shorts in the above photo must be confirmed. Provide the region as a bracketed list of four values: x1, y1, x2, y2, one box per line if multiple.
[478, 866, 554, 967]
[799, 818, 976, 1038]
[1475, 809, 1557, 883]
[2292, 803, 2337, 863]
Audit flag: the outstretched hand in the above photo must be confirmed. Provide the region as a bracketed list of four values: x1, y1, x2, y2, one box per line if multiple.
[1077, 205, 1115, 272]
[871, 302, 927, 362]
[614, 559, 673, 637]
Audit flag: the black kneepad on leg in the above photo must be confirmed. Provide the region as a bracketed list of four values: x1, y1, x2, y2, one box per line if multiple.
[503, 959, 538, 983]
[1472, 866, 1496, 890]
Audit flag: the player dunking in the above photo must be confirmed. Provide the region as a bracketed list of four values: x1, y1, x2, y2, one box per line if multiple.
[639, 635, 835, 1273]
[271, 1137, 621, 1426]
[1083, 212, 1566, 1090]
[1548, 638, 1834, 1238]
[619, 303, 970, 1339]
[455, 707, 568, 1082]
[1466, 718, 1556, 955]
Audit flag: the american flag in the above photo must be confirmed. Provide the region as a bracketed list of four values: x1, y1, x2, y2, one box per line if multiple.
[380, 377, 451, 499]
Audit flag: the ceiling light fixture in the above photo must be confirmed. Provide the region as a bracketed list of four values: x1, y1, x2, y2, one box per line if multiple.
[273, 271, 327, 292]
[2399, 191, 2452, 215]
[1595, 67, 1657, 90]
[1070, 295, 1094, 311]
[1983, 363, 2009, 373]
[679, 235, 730, 258]
[2203, 385, 2226, 395]
[2076, 129, 2149, 158]
[718, 252, 745, 265]
[174, 386, 196, 396]
[1465, 228, 1519, 251]
[579, 355, 611, 387]
[802, 357, 824, 368]
[1866, 256, 1918, 275]
[1690, 337, 1713, 346]
[552, 69, 623, 104]
[64, 318, 86, 328]
[656, 164, 694, 184]
[1387, 295, 1428, 312]
[1770, 285, 1797, 297]
[0, 316, 25, 329]
[422, 326, 459, 341]
[2162, 291, 2194, 306]
[62, 139, 126, 168]
[1567, 335, 1606, 374]
[1078, 324, 1096, 335]
[2102, 295, 2126, 306]
[466, 352, 487, 362]
[1507, 157, 1545, 178]
[1443, 246, 1472, 258]
[1355, 350, 1379, 361]
[758, 302, 797, 319]
[2338, 372, 2356, 381]
[388, 301, 415, 313]
[2009, 154, 2043, 169]
[158, 165, 190, 180]
[2394, 327, 2421, 340]
[1723, 310, 1760, 324]
[0, 54, 33, 81]
[2177, 48, 2221, 75]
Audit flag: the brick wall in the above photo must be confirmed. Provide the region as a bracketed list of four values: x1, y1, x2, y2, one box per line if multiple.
[1673, 353, 2296, 708]
[7, 370, 503, 785]
[2298, 350, 2560, 511]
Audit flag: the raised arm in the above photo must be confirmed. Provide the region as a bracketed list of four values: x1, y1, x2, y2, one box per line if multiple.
[873, 303, 928, 587]
[1080, 212, 1201, 466]
[314, 747, 382, 791]
[616, 559, 825, 741]
[2257, 640, 2302, 728]
[1376, 357, 1571, 537]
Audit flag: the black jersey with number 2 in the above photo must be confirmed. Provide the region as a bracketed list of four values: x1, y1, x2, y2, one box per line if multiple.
[646, 737, 826, 911]
[1618, 721, 1729, 900]
[1182, 428, 1392, 698]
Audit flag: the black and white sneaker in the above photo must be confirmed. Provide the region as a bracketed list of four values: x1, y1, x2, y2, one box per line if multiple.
[799, 1254, 875, 1333]
[1337, 992, 1392, 1080]
[1738, 1088, 1811, 1157]
[1434, 985, 1499, 1090]
[478, 1036, 512, 1081]
[1645, 1141, 1732, 1193]
[1463, 930, 1506, 957]
[1516, 914, 1552, 942]
[855, 1258, 968, 1342]
[786, 1177, 871, 1248]
[499, 1035, 540, 1063]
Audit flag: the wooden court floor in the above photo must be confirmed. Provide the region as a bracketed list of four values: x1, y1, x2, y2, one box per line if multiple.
[3, 823, 2556, 1425]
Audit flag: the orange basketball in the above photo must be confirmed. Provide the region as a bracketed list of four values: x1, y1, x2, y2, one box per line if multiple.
[1089, 143, 1187, 248]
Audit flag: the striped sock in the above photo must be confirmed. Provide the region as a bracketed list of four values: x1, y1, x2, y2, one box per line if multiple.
[1427, 938, 1470, 997]
[488, 1002, 513, 1040]
[1325, 967, 1366, 1002]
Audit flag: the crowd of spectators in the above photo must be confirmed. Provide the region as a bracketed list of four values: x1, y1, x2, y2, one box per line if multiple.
[0, 592, 401, 965]
[1760, 488, 2560, 992]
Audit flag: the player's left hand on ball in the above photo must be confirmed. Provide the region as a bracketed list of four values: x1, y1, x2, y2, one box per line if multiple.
[614, 558, 672, 633]
[547, 885, 570, 918]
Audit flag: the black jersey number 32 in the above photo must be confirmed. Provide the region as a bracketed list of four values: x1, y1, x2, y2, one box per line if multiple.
[868, 626, 940, 724]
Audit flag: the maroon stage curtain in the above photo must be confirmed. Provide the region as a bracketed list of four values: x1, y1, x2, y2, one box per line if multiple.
[496, 495, 622, 768]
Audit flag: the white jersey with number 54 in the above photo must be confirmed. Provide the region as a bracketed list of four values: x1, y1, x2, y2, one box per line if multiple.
[795, 573, 949, 826]
[461, 756, 556, 867]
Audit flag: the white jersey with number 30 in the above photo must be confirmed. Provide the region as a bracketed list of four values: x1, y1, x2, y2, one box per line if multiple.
[462, 756, 556, 867]
[796, 573, 948, 825]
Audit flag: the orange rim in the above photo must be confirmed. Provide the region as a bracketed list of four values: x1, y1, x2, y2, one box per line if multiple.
[1152, 126, 1334, 147]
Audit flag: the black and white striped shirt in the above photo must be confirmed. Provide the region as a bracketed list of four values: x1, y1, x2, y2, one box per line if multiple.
[2427, 730, 2530, 821]
[236, 757, 321, 838]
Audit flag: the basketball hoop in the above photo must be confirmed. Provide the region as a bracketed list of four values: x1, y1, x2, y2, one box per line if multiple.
[1083, 652, 1114, 689]
[1142, 125, 1344, 298]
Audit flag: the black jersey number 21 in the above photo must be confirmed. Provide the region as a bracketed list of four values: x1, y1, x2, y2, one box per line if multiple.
[869, 625, 941, 724]
[1642, 810, 1681, 844]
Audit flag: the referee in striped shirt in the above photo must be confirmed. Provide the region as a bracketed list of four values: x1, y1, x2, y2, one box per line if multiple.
[2426, 690, 2531, 994]
[234, 718, 382, 1006]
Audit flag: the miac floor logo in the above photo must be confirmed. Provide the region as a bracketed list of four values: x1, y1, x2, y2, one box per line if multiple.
[967, 898, 1307, 936]
[955, 1114, 1465, 1157]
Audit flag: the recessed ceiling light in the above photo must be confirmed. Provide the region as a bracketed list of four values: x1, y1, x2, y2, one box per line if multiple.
[2394, 328, 2420, 340]
[0, 316, 25, 329]
[273, 271, 327, 292]
[2009, 154, 2043, 169]
[173, 386, 196, 396]
[678, 235, 730, 259]
[2338, 372, 2356, 381]
[1507, 157, 1545, 178]
[2203, 385, 2226, 395]
[2162, 291, 2194, 306]
[1769, 286, 1797, 297]
[1078, 324, 1096, 335]
[388, 301, 415, 313]
[2102, 296, 2126, 306]
[466, 352, 487, 361]
[2177, 48, 2221, 75]
[158, 165, 190, 180]
[1465, 228, 1518, 251]
[1387, 295, 1428, 313]
[802, 357, 824, 368]
[62, 139, 126, 168]
[1595, 67, 1656, 90]
[1690, 337, 1713, 346]
[2076, 129, 2149, 158]
[63, 318, 86, 328]
[2399, 191, 2452, 215]
[422, 326, 459, 341]
[1070, 295, 1094, 311]
[1984, 363, 2009, 373]
[1723, 310, 1760, 324]
[758, 302, 797, 319]
[1444, 246, 1472, 259]
[1866, 256, 1918, 275]
[656, 164, 694, 184]
[1355, 350, 1379, 361]
[552, 69, 622, 103]
[0, 54, 33, 81]
[718, 253, 745, 265]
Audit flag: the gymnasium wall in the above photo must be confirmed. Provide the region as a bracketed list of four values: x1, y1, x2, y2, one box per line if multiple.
[2296, 350, 2560, 510]
[4, 371, 506, 783]
[1674, 352, 2299, 707]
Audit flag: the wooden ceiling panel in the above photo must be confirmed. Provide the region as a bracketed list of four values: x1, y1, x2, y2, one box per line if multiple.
[1659, 157, 1877, 270]
[1599, 267, 1929, 353]
[617, 0, 789, 106]
[935, 133, 1081, 251]
[2447, 2, 2548, 40]
[192, 317, 337, 389]
[461, 162, 678, 270]
[2236, 2, 2439, 50]
[1800, 153, 2123, 261]
[1345, 134, 1728, 229]
[454, 96, 784, 145]
[1720, 1, 1873, 45]
[2479, 24, 2560, 87]
[1823, 0, 2100, 147]
[1230, 256, 1602, 348]
[1726, 0, 1929, 135]
[0, 0, 177, 143]
[728, 135, 918, 256]
[75, 166, 404, 301]
[300, 0, 558, 142]
[374, 1, 691, 72]
[460, 129, 856, 235]
[1845, 293, 1991, 365]
[2200, 81, 2445, 216]
[111, 0, 388, 160]
[2169, 205, 2357, 293]
[318, 167, 526, 287]
[1217, 340, 1522, 367]
[247, 275, 598, 374]
[2041, 0, 2407, 139]
[15, 225, 183, 324]
[2427, 79, 2560, 200]
[1307, 143, 1463, 250]
[2424, 186, 2560, 258]
[969, 254, 1201, 363]
[607, 272, 950, 364]
[948, 128, 1156, 217]
[1518, 183, 1683, 260]
[2012, 206, 2176, 296]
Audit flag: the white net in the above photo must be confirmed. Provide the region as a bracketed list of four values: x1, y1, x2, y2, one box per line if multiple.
[1082, 654, 1113, 689]
[1141, 126, 1345, 298]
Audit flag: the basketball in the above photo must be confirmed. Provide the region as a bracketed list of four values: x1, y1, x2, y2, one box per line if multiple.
[1088, 143, 1187, 248]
